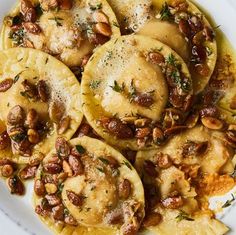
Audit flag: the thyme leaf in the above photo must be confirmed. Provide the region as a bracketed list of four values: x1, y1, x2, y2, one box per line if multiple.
[160, 2, 172, 21]
[222, 194, 235, 208]
[96, 167, 104, 173]
[175, 210, 194, 222]
[98, 157, 109, 165]
[49, 17, 63, 26]
[89, 3, 102, 11]
[122, 160, 132, 170]
[75, 145, 86, 154]
[110, 80, 125, 93]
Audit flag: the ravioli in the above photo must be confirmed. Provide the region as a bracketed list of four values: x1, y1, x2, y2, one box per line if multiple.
[33, 136, 144, 235]
[137, 125, 235, 175]
[135, 133, 232, 235]
[0, 48, 83, 164]
[81, 35, 193, 150]
[106, 0, 153, 33]
[0, 0, 120, 68]
[137, 0, 217, 94]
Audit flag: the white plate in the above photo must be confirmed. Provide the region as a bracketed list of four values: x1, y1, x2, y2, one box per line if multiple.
[0, 0, 236, 234]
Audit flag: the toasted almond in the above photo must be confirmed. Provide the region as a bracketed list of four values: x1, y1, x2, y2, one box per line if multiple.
[93, 11, 109, 24]
[201, 117, 223, 130]
[134, 118, 151, 127]
[57, 116, 70, 135]
[45, 183, 58, 194]
[93, 22, 112, 37]
[228, 124, 236, 131]
[62, 160, 73, 177]
[153, 127, 164, 144]
[27, 129, 40, 144]
[121, 116, 137, 124]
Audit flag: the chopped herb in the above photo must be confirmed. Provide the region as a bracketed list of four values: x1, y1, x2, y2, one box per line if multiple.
[110, 80, 125, 93]
[58, 183, 64, 193]
[9, 28, 25, 46]
[122, 160, 132, 170]
[39, 171, 44, 180]
[96, 167, 104, 173]
[98, 157, 109, 165]
[49, 17, 63, 26]
[89, 80, 101, 89]
[112, 21, 120, 28]
[160, 2, 172, 21]
[64, 208, 69, 216]
[106, 51, 113, 60]
[7, 103, 10, 107]
[222, 194, 235, 208]
[35, 4, 43, 18]
[89, 3, 102, 10]
[14, 74, 20, 83]
[170, 70, 191, 92]
[230, 166, 236, 178]
[167, 53, 177, 66]
[85, 207, 91, 212]
[12, 15, 22, 26]
[112, 168, 120, 177]
[33, 76, 38, 80]
[91, 185, 96, 191]
[213, 25, 221, 30]
[175, 210, 194, 222]
[129, 79, 136, 98]
[206, 46, 213, 56]
[75, 145, 86, 154]
[11, 132, 27, 143]
[45, 58, 49, 64]
[20, 91, 30, 98]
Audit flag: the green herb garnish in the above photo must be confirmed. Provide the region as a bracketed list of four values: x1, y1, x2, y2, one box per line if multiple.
[112, 21, 120, 28]
[96, 167, 104, 173]
[222, 194, 235, 208]
[122, 160, 132, 170]
[58, 183, 64, 193]
[11, 132, 27, 143]
[167, 53, 177, 66]
[49, 17, 63, 26]
[89, 3, 102, 11]
[89, 80, 101, 89]
[9, 28, 25, 46]
[160, 2, 172, 21]
[98, 157, 109, 165]
[12, 15, 22, 26]
[110, 80, 125, 93]
[35, 4, 43, 18]
[75, 145, 86, 154]
[175, 210, 194, 222]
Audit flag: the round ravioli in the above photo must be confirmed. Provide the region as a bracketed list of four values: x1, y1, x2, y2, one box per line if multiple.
[81, 35, 193, 150]
[106, 0, 153, 34]
[137, 0, 217, 94]
[0, 48, 83, 164]
[0, 0, 120, 68]
[33, 136, 144, 235]
[137, 125, 235, 175]
[134, 128, 231, 235]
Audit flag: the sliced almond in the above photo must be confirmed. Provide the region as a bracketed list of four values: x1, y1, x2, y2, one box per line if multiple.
[62, 160, 73, 177]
